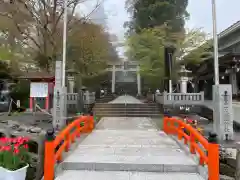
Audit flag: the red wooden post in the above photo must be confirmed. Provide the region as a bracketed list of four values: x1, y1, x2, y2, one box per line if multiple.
[45, 83, 50, 110]
[189, 132, 196, 154]
[29, 97, 33, 111]
[45, 96, 49, 110]
[208, 133, 219, 180]
[44, 129, 55, 180]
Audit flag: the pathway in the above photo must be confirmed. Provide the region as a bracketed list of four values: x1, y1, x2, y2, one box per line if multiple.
[55, 96, 205, 180]
[108, 95, 143, 104]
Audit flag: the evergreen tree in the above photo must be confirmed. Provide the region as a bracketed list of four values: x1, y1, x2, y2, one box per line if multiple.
[126, 0, 189, 34]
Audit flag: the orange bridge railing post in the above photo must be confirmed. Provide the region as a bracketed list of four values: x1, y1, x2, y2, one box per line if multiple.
[163, 116, 168, 134]
[89, 116, 94, 132]
[44, 129, 55, 180]
[208, 133, 219, 180]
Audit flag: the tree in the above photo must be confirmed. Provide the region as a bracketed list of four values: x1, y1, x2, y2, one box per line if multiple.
[126, 26, 211, 89]
[67, 20, 112, 86]
[126, 26, 167, 89]
[174, 28, 212, 65]
[125, 0, 189, 34]
[0, 0, 104, 72]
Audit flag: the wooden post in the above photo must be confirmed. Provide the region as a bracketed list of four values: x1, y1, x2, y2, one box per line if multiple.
[177, 122, 183, 140]
[45, 96, 49, 110]
[89, 116, 94, 132]
[65, 133, 70, 152]
[189, 132, 196, 154]
[29, 97, 33, 111]
[163, 116, 168, 134]
[208, 133, 219, 180]
[45, 83, 50, 110]
[44, 129, 55, 180]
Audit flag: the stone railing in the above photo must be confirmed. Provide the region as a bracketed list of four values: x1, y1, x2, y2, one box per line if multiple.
[83, 92, 95, 105]
[155, 91, 204, 105]
[67, 92, 96, 105]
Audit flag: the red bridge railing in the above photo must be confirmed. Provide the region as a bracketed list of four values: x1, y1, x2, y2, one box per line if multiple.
[163, 116, 219, 180]
[44, 116, 94, 180]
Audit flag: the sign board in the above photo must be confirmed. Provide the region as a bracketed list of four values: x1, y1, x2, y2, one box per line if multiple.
[213, 84, 234, 141]
[30, 82, 48, 97]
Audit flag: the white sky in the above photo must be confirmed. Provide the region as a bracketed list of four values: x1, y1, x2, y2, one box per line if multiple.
[77, 0, 240, 58]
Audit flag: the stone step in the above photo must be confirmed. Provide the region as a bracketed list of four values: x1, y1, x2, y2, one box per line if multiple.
[94, 105, 159, 110]
[94, 110, 160, 113]
[62, 157, 198, 173]
[93, 114, 161, 117]
[96, 114, 160, 118]
[55, 171, 205, 180]
[94, 103, 159, 108]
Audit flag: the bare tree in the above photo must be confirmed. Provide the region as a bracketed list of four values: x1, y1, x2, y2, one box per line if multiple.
[0, 0, 104, 72]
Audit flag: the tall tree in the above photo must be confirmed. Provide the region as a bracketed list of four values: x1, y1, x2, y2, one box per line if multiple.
[126, 26, 168, 89]
[126, 27, 210, 89]
[67, 20, 112, 78]
[125, 0, 189, 34]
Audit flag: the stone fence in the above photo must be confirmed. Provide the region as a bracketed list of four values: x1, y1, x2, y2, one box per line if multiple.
[155, 92, 204, 105]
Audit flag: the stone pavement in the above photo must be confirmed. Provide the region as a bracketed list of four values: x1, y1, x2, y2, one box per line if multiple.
[55, 96, 205, 180]
[108, 95, 143, 104]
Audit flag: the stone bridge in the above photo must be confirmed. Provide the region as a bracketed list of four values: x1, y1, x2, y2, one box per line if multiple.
[43, 96, 219, 180]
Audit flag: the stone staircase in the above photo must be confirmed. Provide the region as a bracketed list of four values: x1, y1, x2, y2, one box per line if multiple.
[95, 94, 115, 103]
[93, 103, 161, 117]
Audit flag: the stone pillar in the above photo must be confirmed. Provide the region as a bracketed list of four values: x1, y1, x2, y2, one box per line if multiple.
[53, 61, 67, 131]
[213, 84, 234, 141]
[180, 77, 188, 93]
[230, 71, 238, 95]
[236, 149, 240, 179]
[137, 65, 141, 95]
[111, 65, 116, 93]
[67, 76, 74, 93]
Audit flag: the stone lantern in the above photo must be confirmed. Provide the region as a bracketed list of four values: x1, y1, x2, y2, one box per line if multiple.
[178, 65, 192, 93]
[66, 69, 78, 93]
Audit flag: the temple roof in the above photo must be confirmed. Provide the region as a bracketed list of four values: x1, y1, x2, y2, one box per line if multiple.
[17, 71, 55, 81]
[194, 52, 240, 79]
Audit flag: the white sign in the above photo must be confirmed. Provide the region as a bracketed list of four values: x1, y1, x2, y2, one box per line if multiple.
[30, 82, 48, 97]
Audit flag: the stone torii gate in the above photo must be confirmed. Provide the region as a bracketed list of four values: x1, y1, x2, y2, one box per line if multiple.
[106, 61, 141, 95]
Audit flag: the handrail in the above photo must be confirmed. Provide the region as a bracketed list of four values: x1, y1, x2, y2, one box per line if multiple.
[44, 116, 94, 180]
[163, 116, 219, 180]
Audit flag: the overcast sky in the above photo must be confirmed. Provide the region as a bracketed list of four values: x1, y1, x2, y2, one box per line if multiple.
[104, 0, 240, 39]
[78, 0, 240, 57]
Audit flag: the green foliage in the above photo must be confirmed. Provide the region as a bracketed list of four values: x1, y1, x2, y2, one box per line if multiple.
[126, 26, 211, 88]
[126, 27, 167, 87]
[126, 0, 189, 34]
[10, 80, 30, 107]
[67, 21, 113, 88]
[0, 46, 14, 60]
[174, 28, 212, 65]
